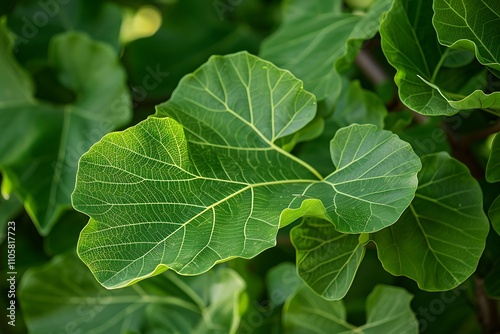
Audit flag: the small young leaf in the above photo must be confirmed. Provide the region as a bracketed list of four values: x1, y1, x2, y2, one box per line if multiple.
[73, 52, 421, 288]
[290, 217, 364, 300]
[372, 152, 489, 290]
[283, 285, 418, 333]
[19, 253, 245, 334]
[433, 0, 500, 76]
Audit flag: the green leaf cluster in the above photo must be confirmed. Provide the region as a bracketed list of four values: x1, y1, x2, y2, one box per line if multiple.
[1, 0, 499, 332]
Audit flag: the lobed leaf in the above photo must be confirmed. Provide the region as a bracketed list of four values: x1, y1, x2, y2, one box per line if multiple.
[283, 285, 418, 333]
[372, 152, 489, 290]
[73, 52, 421, 288]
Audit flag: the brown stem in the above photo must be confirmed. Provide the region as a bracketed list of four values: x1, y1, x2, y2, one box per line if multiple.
[474, 276, 500, 334]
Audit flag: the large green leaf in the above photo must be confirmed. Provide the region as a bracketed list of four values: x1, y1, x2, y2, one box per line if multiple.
[433, 0, 500, 76]
[372, 152, 489, 290]
[73, 52, 421, 288]
[260, 0, 393, 101]
[283, 285, 418, 333]
[290, 217, 365, 300]
[0, 25, 131, 235]
[381, 0, 473, 115]
[19, 252, 245, 334]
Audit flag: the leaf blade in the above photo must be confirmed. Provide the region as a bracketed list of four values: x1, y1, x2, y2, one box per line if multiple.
[372, 152, 489, 290]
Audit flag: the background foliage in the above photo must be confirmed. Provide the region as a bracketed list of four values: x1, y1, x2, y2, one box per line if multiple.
[1, 0, 499, 333]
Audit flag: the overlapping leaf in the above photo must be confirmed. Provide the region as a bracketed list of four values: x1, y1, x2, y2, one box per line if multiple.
[296, 79, 388, 176]
[380, 0, 496, 115]
[433, 0, 500, 76]
[0, 23, 131, 235]
[19, 253, 245, 334]
[380, 0, 454, 115]
[260, 0, 393, 101]
[372, 153, 489, 290]
[73, 52, 421, 288]
[291, 217, 365, 300]
[283, 285, 418, 333]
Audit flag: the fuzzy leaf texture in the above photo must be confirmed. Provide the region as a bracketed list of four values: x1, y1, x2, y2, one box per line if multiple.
[72, 52, 421, 288]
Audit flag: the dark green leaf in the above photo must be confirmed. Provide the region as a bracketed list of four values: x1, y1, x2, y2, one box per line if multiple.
[291, 217, 365, 300]
[380, 0, 457, 115]
[260, 0, 393, 101]
[19, 253, 245, 334]
[72, 52, 420, 288]
[0, 23, 131, 235]
[486, 133, 500, 182]
[373, 152, 489, 290]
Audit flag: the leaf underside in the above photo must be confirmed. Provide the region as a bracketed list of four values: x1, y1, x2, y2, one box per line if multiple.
[73, 52, 421, 289]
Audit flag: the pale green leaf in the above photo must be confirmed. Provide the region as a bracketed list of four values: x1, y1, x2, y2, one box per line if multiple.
[19, 252, 245, 334]
[0, 26, 131, 235]
[73, 52, 420, 288]
[486, 133, 500, 182]
[433, 0, 500, 76]
[260, 0, 393, 100]
[290, 217, 365, 300]
[380, 0, 458, 115]
[283, 285, 418, 333]
[372, 152, 489, 290]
